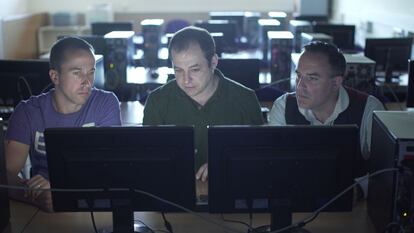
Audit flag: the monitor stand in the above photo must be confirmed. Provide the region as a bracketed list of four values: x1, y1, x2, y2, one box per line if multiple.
[250, 200, 312, 233]
[105, 199, 152, 233]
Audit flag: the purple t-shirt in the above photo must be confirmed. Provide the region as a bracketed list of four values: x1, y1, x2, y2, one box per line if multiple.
[5, 88, 122, 179]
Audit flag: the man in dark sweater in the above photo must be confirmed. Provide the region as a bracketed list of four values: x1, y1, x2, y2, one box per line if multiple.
[143, 26, 264, 182]
[269, 41, 384, 178]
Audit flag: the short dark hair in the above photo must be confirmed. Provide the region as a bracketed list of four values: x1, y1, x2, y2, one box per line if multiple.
[303, 41, 346, 77]
[168, 26, 216, 66]
[49, 36, 95, 72]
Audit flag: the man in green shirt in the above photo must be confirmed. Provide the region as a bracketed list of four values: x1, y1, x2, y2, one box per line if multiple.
[143, 26, 263, 182]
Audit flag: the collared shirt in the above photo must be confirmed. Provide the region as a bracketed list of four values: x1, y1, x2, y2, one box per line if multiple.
[268, 86, 385, 159]
[143, 69, 264, 168]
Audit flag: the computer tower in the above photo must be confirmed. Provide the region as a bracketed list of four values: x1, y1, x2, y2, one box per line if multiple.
[289, 20, 313, 53]
[343, 54, 376, 94]
[268, 11, 288, 30]
[103, 31, 135, 91]
[141, 19, 164, 68]
[0, 120, 10, 232]
[368, 111, 414, 233]
[268, 31, 294, 92]
[300, 32, 333, 49]
[258, 19, 282, 63]
[243, 12, 262, 48]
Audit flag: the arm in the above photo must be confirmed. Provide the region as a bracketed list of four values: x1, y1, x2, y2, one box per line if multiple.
[5, 140, 53, 212]
[268, 94, 288, 125]
[98, 92, 122, 126]
[360, 96, 385, 159]
[142, 93, 164, 125]
[242, 91, 264, 125]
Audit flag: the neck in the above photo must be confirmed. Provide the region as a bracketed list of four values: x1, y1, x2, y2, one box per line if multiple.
[312, 92, 340, 124]
[52, 91, 82, 114]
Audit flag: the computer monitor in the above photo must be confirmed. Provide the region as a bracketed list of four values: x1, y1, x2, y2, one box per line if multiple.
[364, 37, 413, 83]
[217, 58, 260, 90]
[312, 24, 355, 51]
[0, 59, 51, 108]
[194, 20, 238, 52]
[45, 126, 196, 233]
[209, 11, 245, 38]
[208, 125, 358, 232]
[91, 22, 134, 36]
[407, 60, 414, 108]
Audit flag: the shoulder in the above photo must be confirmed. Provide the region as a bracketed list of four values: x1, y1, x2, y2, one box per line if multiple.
[222, 77, 256, 97]
[147, 80, 180, 100]
[89, 88, 119, 104]
[14, 91, 52, 112]
[365, 95, 385, 111]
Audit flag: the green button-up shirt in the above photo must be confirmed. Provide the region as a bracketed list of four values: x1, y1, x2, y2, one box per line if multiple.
[143, 70, 264, 169]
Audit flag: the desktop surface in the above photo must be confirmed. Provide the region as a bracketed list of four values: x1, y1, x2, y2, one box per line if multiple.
[4, 199, 375, 233]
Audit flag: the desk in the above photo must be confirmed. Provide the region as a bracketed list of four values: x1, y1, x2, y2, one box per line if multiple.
[3, 198, 375, 233]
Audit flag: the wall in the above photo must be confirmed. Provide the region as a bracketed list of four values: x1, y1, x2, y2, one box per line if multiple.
[331, 0, 414, 46]
[0, 0, 29, 58]
[27, 0, 293, 13]
[0, 0, 28, 18]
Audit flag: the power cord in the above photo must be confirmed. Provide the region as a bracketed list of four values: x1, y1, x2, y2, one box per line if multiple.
[0, 184, 244, 233]
[161, 212, 173, 233]
[134, 218, 156, 233]
[266, 167, 399, 233]
[220, 213, 258, 233]
[383, 222, 406, 233]
[377, 80, 405, 110]
[17, 76, 33, 97]
[0, 168, 399, 233]
[19, 208, 40, 233]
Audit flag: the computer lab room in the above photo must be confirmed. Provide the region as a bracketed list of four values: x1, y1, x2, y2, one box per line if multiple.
[1, 0, 414, 232]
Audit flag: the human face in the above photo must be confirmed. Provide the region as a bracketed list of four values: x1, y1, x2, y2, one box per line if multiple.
[50, 49, 95, 112]
[295, 52, 342, 113]
[171, 43, 218, 103]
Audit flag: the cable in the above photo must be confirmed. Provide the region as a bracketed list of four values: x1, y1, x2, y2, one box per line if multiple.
[1, 168, 398, 233]
[267, 167, 399, 233]
[384, 221, 406, 233]
[18, 76, 33, 97]
[132, 189, 244, 233]
[259, 77, 292, 91]
[161, 212, 173, 233]
[377, 80, 404, 110]
[20, 208, 40, 233]
[90, 211, 99, 233]
[134, 218, 156, 233]
[220, 213, 258, 233]
[0, 184, 244, 233]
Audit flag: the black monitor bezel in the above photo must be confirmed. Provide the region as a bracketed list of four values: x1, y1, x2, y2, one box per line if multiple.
[217, 58, 261, 90]
[364, 37, 413, 74]
[45, 126, 196, 213]
[208, 125, 358, 214]
[312, 24, 355, 50]
[0, 59, 51, 107]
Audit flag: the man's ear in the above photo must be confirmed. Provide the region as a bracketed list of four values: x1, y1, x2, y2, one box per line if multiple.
[210, 54, 218, 72]
[49, 69, 59, 85]
[332, 75, 343, 90]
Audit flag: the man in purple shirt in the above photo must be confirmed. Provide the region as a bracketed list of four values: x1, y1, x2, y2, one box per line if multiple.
[4, 37, 121, 212]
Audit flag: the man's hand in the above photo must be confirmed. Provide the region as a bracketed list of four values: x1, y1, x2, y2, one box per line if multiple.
[196, 163, 208, 182]
[25, 175, 53, 212]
